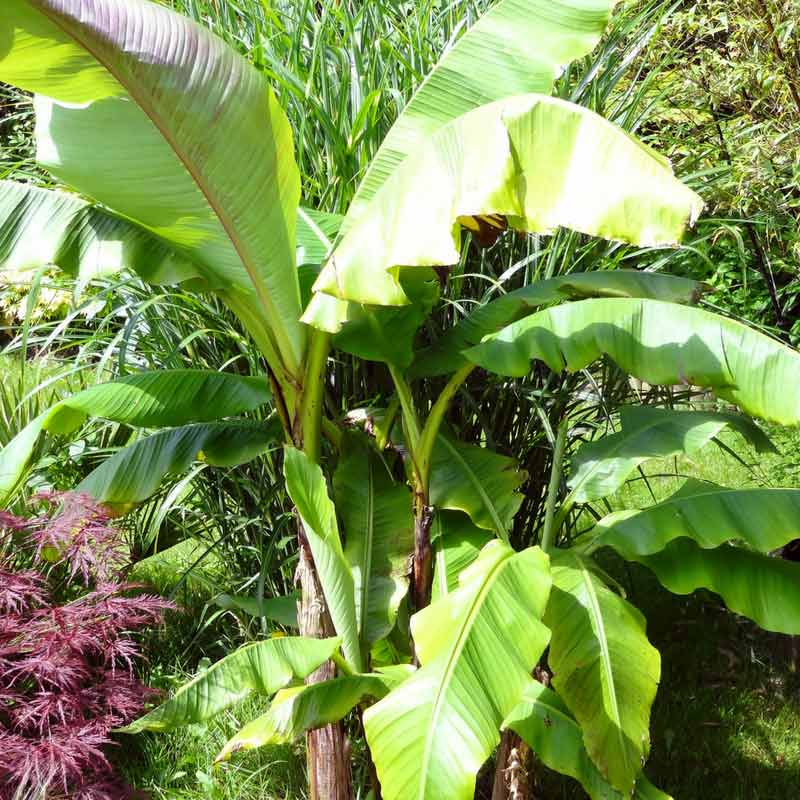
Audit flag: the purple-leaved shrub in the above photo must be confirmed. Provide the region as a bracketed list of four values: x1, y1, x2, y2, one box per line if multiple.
[0, 494, 174, 799]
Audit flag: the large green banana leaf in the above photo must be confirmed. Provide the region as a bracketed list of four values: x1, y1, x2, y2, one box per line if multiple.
[78, 420, 280, 510]
[545, 550, 660, 795]
[413, 271, 704, 377]
[590, 480, 800, 556]
[568, 406, 773, 502]
[216, 669, 411, 762]
[32, 369, 268, 432]
[430, 510, 492, 602]
[302, 0, 620, 330]
[0, 181, 198, 288]
[283, 447, 363, 672]
[0, 369, 271, 505]
[428, 435, 525, 540]
[333, 434, 414, 650]
[630, 538, 800, 635]
[504, 681, 672, 800]
[305, 95, 702, 313]
[363, 542, 551, 800]
[0, 0, 303, 375]
[122, 636, 341, 734]
[343, 0, 619, 232]
[467, 298, 800, 425]
[0, 181, 341, 292]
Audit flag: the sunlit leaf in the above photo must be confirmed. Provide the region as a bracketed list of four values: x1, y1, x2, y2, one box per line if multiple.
[545, 550, 660, 795]
[591, 480, 800, 557]
[467, 298, 800, 425]
[216, 669, 410, 762]
[344, 0, 621, 231]
[306, 96, 702, 312]
[1, 0, 303, 373]
[364, 542, 551, 800]
[284, 447, 362, 672]
[413, 271, 704, 377]
[122, 636, 341, 733]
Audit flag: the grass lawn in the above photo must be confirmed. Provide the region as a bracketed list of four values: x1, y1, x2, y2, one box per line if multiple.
[119, 694, 307, 800]
[121, 423, 800, 799]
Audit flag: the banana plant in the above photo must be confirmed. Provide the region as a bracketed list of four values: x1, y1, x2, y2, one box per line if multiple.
[3, 1, 799, 799]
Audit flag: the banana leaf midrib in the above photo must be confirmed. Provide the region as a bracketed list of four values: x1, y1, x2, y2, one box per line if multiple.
[567, 552, 631, 779]
[417, 545, 517, 798]
[30, 3, 301, 374]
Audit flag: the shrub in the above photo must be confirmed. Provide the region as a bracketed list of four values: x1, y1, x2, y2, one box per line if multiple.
[0, 494, 173, 800]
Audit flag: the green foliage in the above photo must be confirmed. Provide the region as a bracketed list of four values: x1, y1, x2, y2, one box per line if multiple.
[430, 511, 492, 601]
[2, 0, 304, 377]
[639, 0, 800, 337]
[216, 670, 409, 762]
[505, 682, 668, 800]
[545, 550, 661, 794]
[413, 270, 706, 377]
[0, 369, 273, 503]
[625, 538, 800, 635]
[428, 435, 525, 539]
[342, 0, 620, 227]
[0, 180, 201, 289]
[567, 406, 773, 502]
[363, 542, 552, 800]
[334, 433, 414, 648]
[467, 297, 800, 424]
[78, 420, 280, 510]
[283, 447, 363, 672]
[593, 481, 800, 556]
[123, 636, 341, 733]
[307, 94, 702, 311]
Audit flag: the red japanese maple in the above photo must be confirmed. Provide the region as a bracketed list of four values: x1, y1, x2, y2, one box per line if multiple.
[0, 494, 174, 799]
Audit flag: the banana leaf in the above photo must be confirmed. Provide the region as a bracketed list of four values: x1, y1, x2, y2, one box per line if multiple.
[306, 96, 702, 313]
[413, 271, 704, 377]
[1, 0, 303, 374]
[363, 542, 551, 800]
[216, 669, 411, 762]
[284, 447, 362, 672]
[505, 681, 672, 800]
[0, 370, 272, 505]
[467, 298, 800, 425]
[122, 636, 341, 733]
[568, 406, 773, 502]
[545, 550, 660, 795]
[78, 420, 280, 511]
[334, 434, 414, 649]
